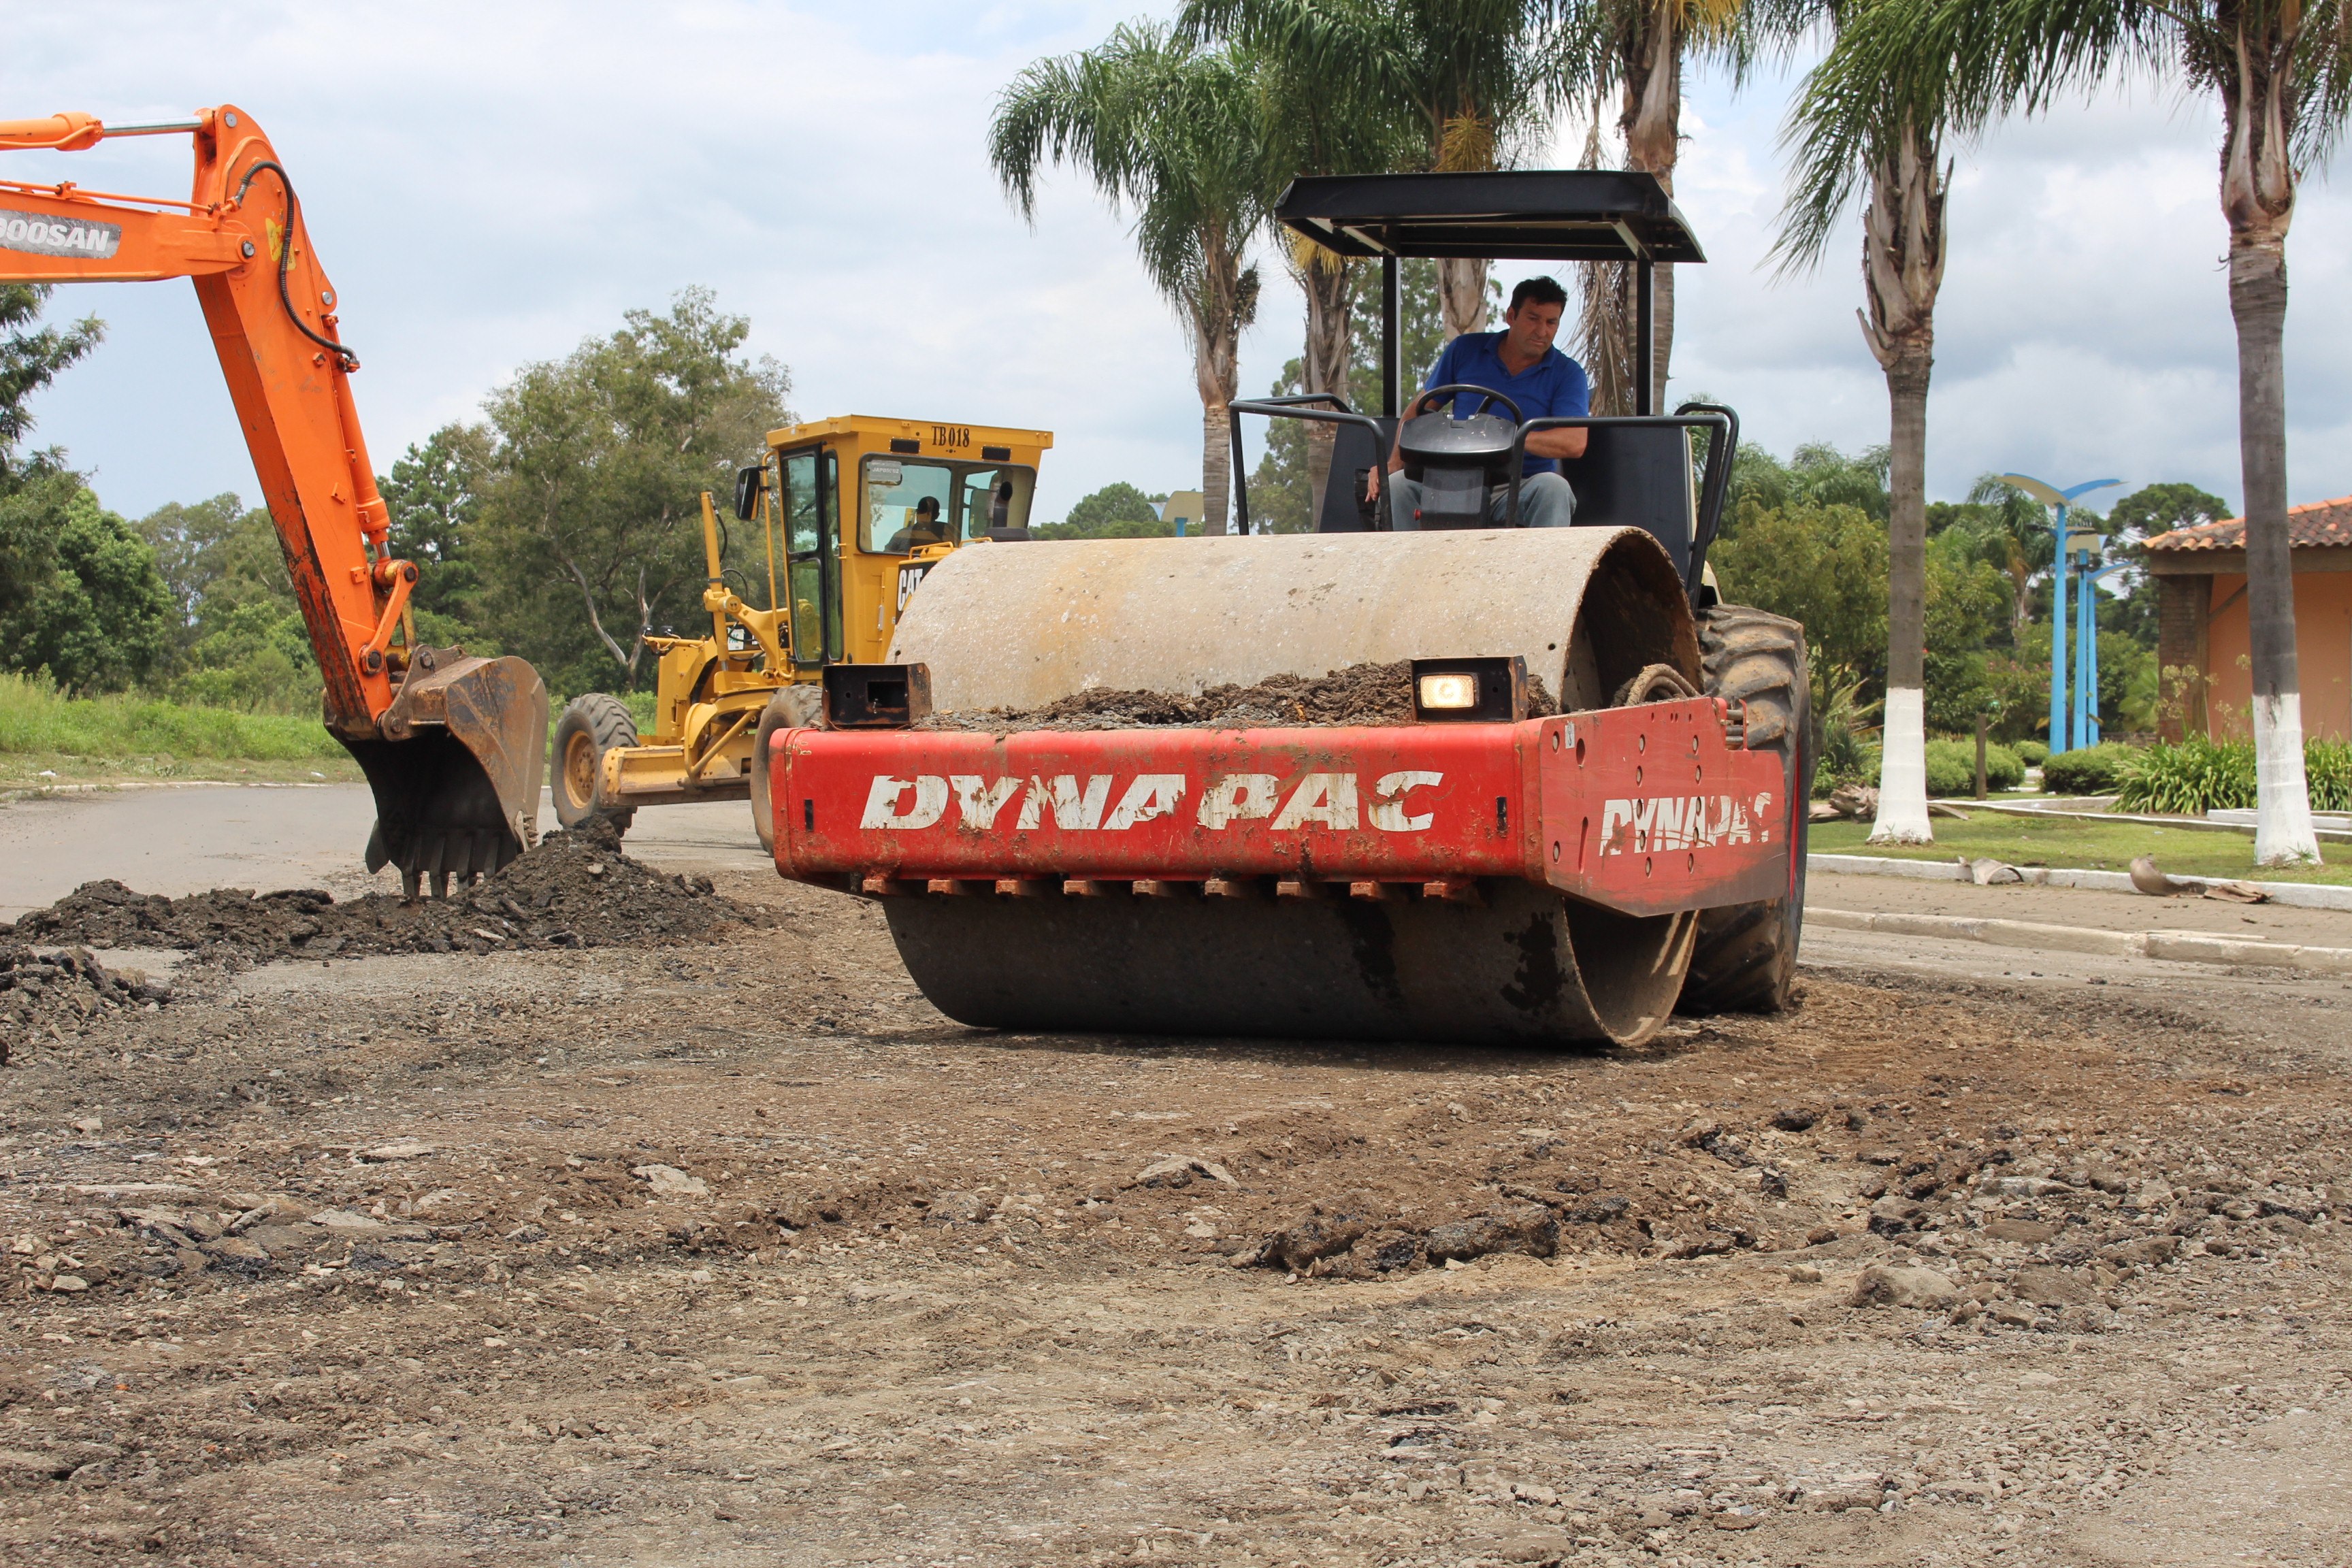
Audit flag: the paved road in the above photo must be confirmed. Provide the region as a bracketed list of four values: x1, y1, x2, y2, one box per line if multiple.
[0, 785, 768, 922]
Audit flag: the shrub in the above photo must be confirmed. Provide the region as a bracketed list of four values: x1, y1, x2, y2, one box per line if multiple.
[2040, 742, 2139, 796]
[2015, 740, 2050, 767]
[2114, 736, 2351, 815]
[1922, 737, 2023, 796]
[2310, 739, 2352, 813]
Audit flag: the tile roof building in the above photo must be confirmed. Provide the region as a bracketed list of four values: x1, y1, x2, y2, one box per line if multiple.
[2145, 497, 2352, 740]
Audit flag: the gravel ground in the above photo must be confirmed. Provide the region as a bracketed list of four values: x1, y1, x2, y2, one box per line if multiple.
[1, 866, 2348, 1567]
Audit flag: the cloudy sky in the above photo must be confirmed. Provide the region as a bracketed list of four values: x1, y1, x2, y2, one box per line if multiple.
[7, 1, 2349, 525]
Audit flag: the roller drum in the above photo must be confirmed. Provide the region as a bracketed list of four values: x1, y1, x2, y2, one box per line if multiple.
[888, 527, 1698, 715]
[877, 527, 1705, 1047]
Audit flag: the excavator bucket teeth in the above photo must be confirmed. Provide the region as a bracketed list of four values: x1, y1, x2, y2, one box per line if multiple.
[343, 648, 549, 896]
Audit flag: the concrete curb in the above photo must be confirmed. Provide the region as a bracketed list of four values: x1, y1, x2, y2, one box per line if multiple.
[1807, 906, 2352, 975]
[1942, 799, 2352, 843]
[1809, 852, 2352, 913]
[1, 779, 340, 804]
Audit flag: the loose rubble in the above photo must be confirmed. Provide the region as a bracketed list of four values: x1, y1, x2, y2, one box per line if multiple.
[918, 659, 1561, 731]
[1, 862, 2348, 1565]
[1, 819, 754, 969]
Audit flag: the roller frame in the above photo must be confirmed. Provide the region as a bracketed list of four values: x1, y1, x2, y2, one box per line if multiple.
[766, 697, 1791, 919]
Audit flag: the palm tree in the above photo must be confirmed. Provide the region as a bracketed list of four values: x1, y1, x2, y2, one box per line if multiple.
[1233, 27, 1422, 519]
[1962, 474, 2056, 647]
[1776, 0, 1953, 843]
[1561, 0, 1774, 403]
[1801, 0, 2352, 862]
[1182, 0, 1571, 344]
[990, 24, 1275, 536]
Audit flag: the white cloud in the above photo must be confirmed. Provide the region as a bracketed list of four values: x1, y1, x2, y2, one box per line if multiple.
[8, 5, 2351, 525]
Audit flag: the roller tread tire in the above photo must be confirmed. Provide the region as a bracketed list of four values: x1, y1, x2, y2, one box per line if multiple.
[1680, 603, 1810, 1014]
[551, 693, 638, 836]
[749, 684, 823, 853]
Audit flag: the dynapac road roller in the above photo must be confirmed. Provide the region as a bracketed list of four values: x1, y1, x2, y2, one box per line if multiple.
[756, 172, 1812, 1049]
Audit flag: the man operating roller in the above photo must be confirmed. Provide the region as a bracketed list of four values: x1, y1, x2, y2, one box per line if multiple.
[1368, 276, 1588, 529]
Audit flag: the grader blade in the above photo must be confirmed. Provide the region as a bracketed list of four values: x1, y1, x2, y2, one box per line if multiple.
[346, 647, 549, 898]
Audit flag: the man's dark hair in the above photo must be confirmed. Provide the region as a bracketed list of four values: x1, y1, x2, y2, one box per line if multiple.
[1508, 276, 1569, 314]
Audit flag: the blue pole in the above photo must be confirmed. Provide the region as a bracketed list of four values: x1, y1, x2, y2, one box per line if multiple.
[2074, 547, 2093, 750]
[2049, 502, 2070, 754]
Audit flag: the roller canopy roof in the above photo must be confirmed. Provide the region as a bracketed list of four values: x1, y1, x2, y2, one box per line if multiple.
[1275, 170, 1705, 264]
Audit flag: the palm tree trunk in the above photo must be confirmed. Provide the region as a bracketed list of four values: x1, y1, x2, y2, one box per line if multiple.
[2219, 32, 2319, 864]
[1301, 254, 1353, 522]
[1873, 347, 1933, 843]
[1437, 259, 1488, 342]
[1857, 123, 1947, 846]
[1620, 10, 1682, 399]
[1197, 318, 1239, 536]
[2232, 240, 2315, 863]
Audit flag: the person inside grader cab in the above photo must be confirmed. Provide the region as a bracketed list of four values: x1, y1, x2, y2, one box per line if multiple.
[1369, 275, 1589, 530]
[886, 495, 950, 553]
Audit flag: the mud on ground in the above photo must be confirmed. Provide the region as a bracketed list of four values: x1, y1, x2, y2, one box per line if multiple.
[2, 868, 2351, 1567]
[3, 821, 754, 973]
[919, 662, 1561, 732]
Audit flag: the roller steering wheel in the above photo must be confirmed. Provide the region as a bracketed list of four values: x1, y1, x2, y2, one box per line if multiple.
[1409, 382, 1524, 423]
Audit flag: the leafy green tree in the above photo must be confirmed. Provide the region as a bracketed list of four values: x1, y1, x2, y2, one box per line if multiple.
[137, 492, 252, 659]
[1243, 361, 1318, 534]
[0, 476, 172, 693]
[1722, 440, 1890, 525]
[1802, 0, 2352, 864]
[1348, 257, 1446, 399]
[1922, 526, 2012, 730]
[994, 24, 1276, 536]
[380, 423, 495, 624]
[1708, 497, 1889, 681]
[1037, 482, 1178, 540]
[0, 285, 103, 488]
[472, 289, 790, 696]
[2109, 481, 2228, 543]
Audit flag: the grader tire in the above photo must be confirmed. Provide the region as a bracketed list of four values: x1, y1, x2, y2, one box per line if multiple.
[749, 684, 823, 853]
[1679, 603, 1812, 1014]
[551, 693, 638, 836]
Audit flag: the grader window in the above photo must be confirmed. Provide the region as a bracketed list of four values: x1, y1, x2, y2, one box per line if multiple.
[862, 456, 1036, 553]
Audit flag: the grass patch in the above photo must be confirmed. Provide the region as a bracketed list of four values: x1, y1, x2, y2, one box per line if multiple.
[1812, 813, 2352, 885]
[0, 672, 356, 786]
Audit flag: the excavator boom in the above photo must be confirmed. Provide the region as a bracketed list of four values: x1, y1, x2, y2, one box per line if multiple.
[0, 106, 545, 894]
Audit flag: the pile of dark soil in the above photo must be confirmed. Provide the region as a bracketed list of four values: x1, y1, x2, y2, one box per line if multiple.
[0, 946, 168, 1062]
[920, 660, 1558, 732]
[4, 819, 753, 968]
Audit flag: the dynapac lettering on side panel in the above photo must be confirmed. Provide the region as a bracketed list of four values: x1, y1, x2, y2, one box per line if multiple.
[1597, 792, 1774, 855]
[853, 770, 1445, 832]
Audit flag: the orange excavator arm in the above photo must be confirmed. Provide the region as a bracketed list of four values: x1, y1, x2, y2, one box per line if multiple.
[0, 106, 546, 896]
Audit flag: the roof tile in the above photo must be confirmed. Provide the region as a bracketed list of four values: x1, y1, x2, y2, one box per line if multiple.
[2144, 496, 2352, 552]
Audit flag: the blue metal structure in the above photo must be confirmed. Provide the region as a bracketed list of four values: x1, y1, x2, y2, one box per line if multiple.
[1999, 474, 2121, 753]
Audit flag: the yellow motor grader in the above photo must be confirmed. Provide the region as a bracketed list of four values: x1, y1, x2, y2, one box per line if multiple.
[549, 416, 1052, 849]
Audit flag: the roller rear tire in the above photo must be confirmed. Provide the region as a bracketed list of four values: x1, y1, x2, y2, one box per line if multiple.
[1679, 604, 1811, 1013]
[749, 684, 823, 853]
[551, 693, 639, 836]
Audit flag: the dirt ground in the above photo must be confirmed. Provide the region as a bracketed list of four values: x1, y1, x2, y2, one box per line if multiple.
[5, 853, 2352, 1567]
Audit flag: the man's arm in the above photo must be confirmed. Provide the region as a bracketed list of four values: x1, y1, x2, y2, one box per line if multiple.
[1526, 426, 1588, 461]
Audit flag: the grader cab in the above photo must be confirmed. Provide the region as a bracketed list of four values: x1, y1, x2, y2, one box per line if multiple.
[550, 416, 1052, 849]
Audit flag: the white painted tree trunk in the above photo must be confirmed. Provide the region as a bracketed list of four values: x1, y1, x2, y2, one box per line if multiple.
[2252, 692, 2320, 865]
[1869, 685, 1933, 844]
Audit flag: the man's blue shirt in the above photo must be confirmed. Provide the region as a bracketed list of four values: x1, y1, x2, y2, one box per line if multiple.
[1421, 332, 1590, 476]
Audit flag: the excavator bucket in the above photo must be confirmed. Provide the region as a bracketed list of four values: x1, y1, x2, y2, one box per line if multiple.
[345, 647, 549, 898]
